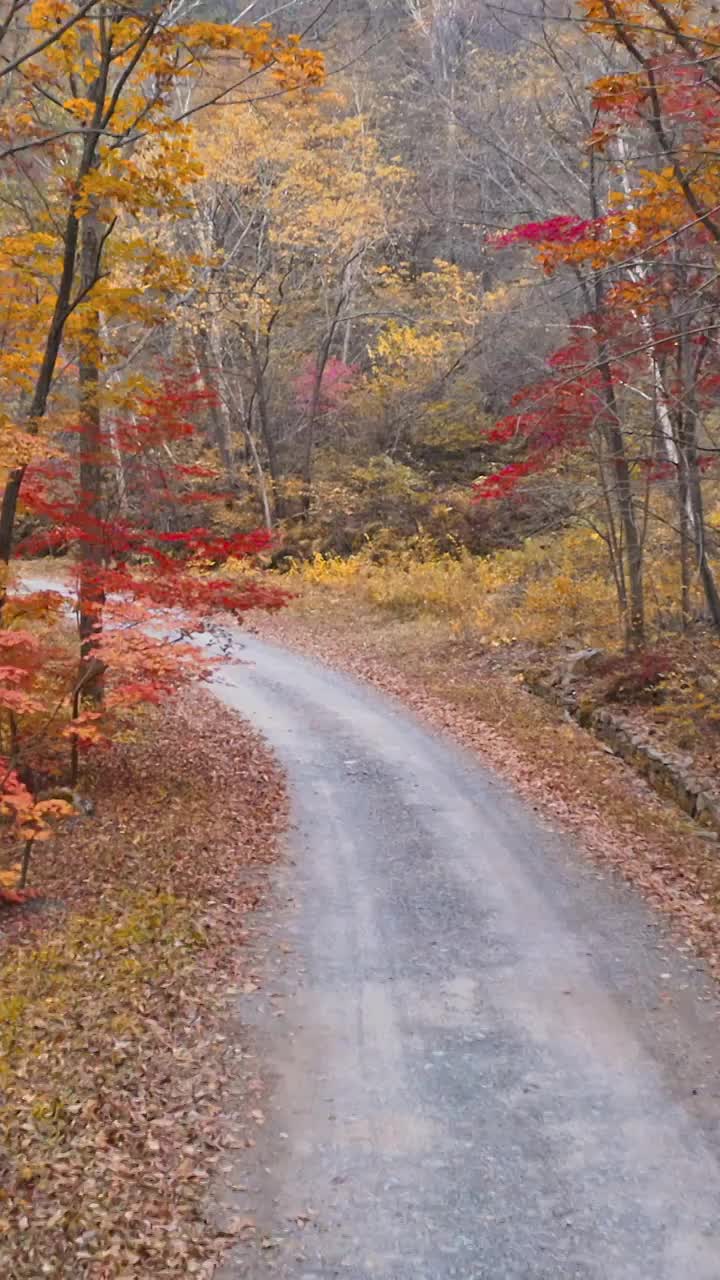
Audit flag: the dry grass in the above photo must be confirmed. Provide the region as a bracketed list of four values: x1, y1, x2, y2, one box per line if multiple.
[287, 524, 688, 648]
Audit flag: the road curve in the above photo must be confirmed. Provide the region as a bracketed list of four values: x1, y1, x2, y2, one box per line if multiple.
[211, 631, 720, 1280]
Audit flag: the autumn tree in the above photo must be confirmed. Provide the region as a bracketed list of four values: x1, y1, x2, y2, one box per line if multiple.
[471, 0, 720, 646]
[0, 1, 322, 897]
[0, 0, 322, 554]
[180, 86, 405, 522]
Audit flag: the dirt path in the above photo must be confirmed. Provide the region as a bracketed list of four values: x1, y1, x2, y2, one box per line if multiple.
[209, 631, 720, 1279]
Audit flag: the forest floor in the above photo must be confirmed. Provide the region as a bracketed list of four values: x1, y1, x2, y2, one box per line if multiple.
[0, 689, 286, 1278]
[252, 587, 720, 976]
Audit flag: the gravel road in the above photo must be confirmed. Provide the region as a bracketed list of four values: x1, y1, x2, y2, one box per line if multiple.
[211, 632, 720, 1280]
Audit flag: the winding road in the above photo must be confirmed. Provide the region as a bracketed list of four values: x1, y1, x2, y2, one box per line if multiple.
[212, 632, 720, 1280]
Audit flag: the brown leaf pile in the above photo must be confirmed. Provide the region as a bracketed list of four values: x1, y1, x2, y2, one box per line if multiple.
[255, 599, 720, 973]
[0, 691, 286, 1278]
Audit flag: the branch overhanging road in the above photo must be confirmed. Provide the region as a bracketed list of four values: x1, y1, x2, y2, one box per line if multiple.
[209, 629, 720, 1280]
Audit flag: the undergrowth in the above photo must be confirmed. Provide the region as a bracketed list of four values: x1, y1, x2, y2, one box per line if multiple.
[288, 523, 712, 648]
[283, 525, 720, 767]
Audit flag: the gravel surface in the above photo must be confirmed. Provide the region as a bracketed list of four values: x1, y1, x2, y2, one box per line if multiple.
[211, 632, 720, 1280]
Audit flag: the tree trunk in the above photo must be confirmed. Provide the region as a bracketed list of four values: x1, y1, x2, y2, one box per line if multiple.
[77, 204, 105, 701]
[587, 148, 645, 647]
[684, 409, 720, 630]
[596, 440, 628, 628]
[0, 55, 106, 578]
[0, 208, 82, 570]
[677, 314, 720, 629]
[597, 358, 645, 647]
[250, 347, 284, 519]
[677, 446, 692, 630]
[192, 330, 236, 485]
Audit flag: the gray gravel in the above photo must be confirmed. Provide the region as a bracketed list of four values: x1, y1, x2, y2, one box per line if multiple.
[211, 631, 720, 1280]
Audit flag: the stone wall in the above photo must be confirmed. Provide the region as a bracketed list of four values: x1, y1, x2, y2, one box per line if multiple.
[525, 672, 720, 839]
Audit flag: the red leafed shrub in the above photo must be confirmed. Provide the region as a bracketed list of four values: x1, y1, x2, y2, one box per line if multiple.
[493, 215, 604, 248]
[595, 649, 672, 703]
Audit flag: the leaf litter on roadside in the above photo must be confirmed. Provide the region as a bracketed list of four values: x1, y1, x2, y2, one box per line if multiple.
[0, 690, 287, 1278]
